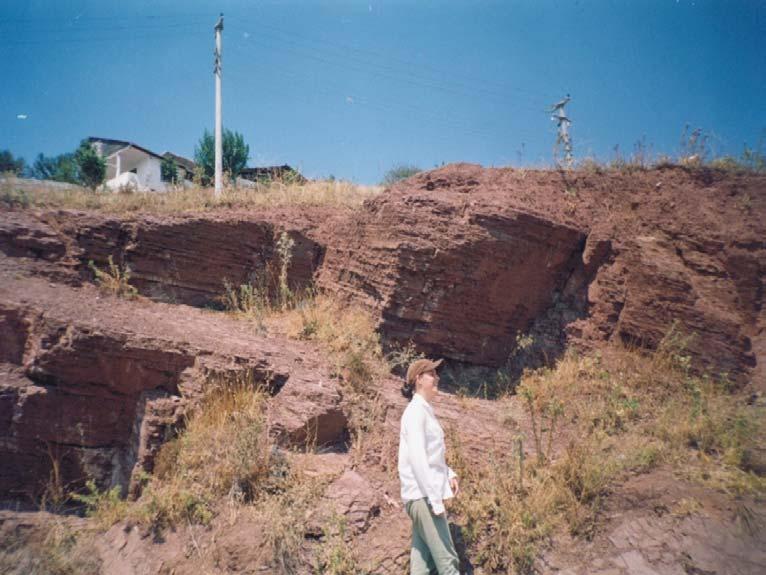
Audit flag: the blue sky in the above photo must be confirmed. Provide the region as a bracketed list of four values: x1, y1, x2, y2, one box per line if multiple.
[2, 0, 764, 184]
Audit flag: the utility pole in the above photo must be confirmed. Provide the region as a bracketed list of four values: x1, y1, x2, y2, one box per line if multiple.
[214, 13, 224, 196]
[549, 94, 573, 168]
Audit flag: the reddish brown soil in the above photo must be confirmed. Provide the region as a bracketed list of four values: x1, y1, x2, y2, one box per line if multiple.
[540, 469, 766, 575]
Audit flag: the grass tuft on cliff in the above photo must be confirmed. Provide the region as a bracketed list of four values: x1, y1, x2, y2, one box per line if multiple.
[448, 329, 765, 574]
[130, 378, 279, 530]
[73, 373, 280, 533]
[223, 264, 419, 471]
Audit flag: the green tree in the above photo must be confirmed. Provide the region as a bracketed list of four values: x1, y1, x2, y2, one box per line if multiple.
[74, 140, 106, 190]
[382, 164, 421, 186]
[0, 150, 25, 175]
[30, 152, 79, 183]
[161, 156, 178, 183]
[194, 129, 250, 184]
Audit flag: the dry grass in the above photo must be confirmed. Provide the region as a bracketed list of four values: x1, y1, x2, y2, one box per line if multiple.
[0, 176, 382, 213]
[76, 368, 341, 572]
[73, 373, 279, 533]
[449, 330, 765, 574]
[129, 379, 277, 531]
[248, 471, 333, 574]
[313, 515, 360, 575]
[71, 481, 129, 530]
[216, 212, 397, 466]
[0, 517, 102, 575]
[84, 370, 337, 572]
[270, 295, 394, 465]
[226, 286, 407, 471]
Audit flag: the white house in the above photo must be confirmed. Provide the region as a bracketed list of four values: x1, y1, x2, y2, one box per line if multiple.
[88, 137, 195, 192]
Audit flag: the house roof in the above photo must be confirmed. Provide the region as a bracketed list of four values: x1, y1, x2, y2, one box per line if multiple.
[162, 152, 196, 173]
[239, 165, 306, 183]
[87, 137, 165, 162]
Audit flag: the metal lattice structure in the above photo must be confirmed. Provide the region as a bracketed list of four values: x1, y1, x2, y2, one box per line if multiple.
[549, 94, 573, 168]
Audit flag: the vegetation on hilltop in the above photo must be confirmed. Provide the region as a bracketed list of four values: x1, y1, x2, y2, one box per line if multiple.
[0, 149, 26, 175]
[0, 177, 383, 212]
[381, 163, 422, 186]
[194, 128, 250, 184]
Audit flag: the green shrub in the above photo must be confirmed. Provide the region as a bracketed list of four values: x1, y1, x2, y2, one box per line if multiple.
[0, 187, 31, 209]
[71, 480, 128, 529]
[382, 164, 421, 186]
[88, 255, 138, 299]
[74, 140, 106, 190]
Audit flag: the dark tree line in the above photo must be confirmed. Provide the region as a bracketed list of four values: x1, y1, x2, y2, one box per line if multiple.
[1, 140, 105, 189]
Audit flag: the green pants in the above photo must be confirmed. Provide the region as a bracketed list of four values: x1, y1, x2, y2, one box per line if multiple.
[405, 498, 460, 575]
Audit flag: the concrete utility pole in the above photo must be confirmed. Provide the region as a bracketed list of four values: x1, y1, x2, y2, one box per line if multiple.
[214, 14, 224, 196]
[549, 94, 573, 168]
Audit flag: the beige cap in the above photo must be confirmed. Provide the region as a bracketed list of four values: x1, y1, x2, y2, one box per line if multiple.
[406, 358, 443, 386]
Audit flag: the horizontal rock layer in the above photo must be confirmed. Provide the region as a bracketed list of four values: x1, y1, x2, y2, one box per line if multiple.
[318, 164, 765, 388]
[1, 164, 763, 389]
[0, 208, 331, 307]
[0, 270, 347, 498]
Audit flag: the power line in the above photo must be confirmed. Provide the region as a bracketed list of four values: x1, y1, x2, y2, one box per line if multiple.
[224, 66, 525, 143]
[228, 22, 547, 113]
[229, 18, 551, 103]
[230, 33, 544, 117]
[0, 13, 210, 25]
[2, 12, 552, 115]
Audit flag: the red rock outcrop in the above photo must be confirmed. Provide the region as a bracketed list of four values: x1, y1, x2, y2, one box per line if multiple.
[1, 165, 764, 573]
[318, 164, 765, 388]
[0, 208, 333, 306]
[0, 265, 348, 499]
[318, 196, 586, 366]
[3, 165, 763, 387]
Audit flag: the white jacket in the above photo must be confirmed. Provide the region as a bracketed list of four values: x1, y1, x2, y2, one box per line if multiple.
[398, 393, 457, 515]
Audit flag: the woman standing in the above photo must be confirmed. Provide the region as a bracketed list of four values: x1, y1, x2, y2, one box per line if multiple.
[398, 358, 461, 575]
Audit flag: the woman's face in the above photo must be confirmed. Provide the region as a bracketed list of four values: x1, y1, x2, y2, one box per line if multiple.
[416, 370, 440, 402]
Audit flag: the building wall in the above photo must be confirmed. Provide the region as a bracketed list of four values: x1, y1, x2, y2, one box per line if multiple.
[135, 157, 165, 192]
[104, 147, 167, 192]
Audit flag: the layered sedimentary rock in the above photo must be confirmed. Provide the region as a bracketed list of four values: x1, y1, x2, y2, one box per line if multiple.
[317, 191, 587, 366]
[318, 164, 766, 387]
[0, 208, 330, 307]
[1, 164, 763, 391]
[0, 270, 347, 499]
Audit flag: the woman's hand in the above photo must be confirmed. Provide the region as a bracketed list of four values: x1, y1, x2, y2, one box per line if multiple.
[450, 476, 459, 497]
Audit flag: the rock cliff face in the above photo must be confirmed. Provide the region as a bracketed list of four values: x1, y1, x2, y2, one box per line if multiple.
[1, 164, 764, 499]
[2, 165, 764, 389]
[0, 208, 330, 307]
[317, 196, 586, 366]
[318, 164, 765, 388]
[0, 165, 764, 573]
[0, 268, 347, 499]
